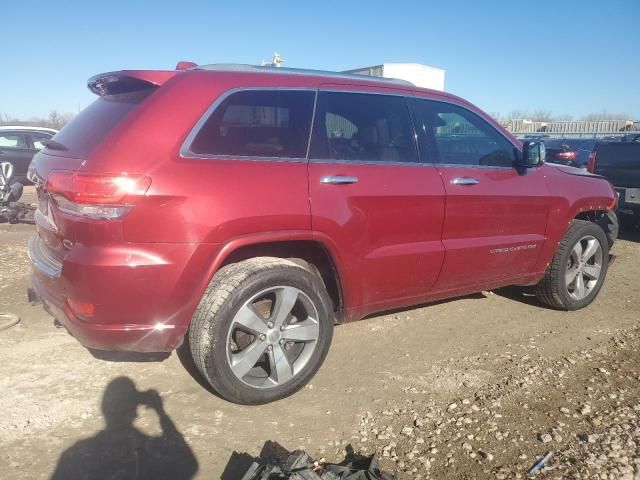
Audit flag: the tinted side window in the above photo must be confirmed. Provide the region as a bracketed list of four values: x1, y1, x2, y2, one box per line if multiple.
[309, 92, 418, 163]
[0, 133, 27, 149]
[416, 100, 515, 167]
[190, 90, 315, 158]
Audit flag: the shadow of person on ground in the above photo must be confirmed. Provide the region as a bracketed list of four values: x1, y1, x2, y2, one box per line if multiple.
[50, 376, 198, 480]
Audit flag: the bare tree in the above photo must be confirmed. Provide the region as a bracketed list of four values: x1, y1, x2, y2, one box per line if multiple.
[554, 114, 574, 121]
[0, 110, 74, 129]
[581, 111, 630, 121]
[506, 109, 528, 120]
[47, 110, 73, 130]
[530, 110, 554, 122]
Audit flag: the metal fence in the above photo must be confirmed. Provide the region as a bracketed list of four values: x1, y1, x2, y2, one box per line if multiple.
[503, 119, 640, 138]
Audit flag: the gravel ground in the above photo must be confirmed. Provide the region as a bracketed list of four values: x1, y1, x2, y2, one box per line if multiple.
[1, 190, 639, 479]
[352, 326, 640, 479]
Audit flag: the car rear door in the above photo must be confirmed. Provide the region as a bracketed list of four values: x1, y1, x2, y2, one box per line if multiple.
[307, 87, 446, 312]
[0, 131, 32, 181]
[413, 98, 549, 291]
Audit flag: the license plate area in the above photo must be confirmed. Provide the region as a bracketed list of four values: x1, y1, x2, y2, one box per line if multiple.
[625, 188, 640, 205]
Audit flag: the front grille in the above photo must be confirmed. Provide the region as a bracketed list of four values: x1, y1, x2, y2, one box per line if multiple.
[27, 235, 63, 278]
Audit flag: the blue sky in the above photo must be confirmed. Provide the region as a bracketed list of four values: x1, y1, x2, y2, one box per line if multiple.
[2, 0, 638, 119]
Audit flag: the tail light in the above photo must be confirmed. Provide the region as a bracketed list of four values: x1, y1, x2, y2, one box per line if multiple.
[66, 298, 95, 320]
[554, 150, 578, 162]
[46, 172, 151, 220]
[587, 151, 598, 173]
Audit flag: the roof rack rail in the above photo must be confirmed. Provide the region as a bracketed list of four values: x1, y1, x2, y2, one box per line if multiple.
[195, 64, 414, 86]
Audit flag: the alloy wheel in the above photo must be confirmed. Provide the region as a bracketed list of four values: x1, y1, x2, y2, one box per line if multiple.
[225, 286, 320, 389]
[565, 235, 603, 300]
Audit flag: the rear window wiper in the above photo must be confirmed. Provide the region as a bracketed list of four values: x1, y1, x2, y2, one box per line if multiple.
[42, 139, 68, 151]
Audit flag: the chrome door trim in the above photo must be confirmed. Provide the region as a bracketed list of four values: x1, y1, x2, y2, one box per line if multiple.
[450, 177, 480, 185]
[320, 175, 359, 184]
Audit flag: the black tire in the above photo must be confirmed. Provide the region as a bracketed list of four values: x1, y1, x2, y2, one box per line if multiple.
[535, 220, 609, 310]
[597, 210, 618, 249]
[188, 257, 334, 405]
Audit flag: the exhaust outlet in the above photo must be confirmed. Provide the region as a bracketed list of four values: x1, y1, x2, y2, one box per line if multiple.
[27, 288, 42, 305]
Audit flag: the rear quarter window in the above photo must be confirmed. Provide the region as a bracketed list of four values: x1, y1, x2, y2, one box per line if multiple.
[188, 90, 315, 159]
[47, 89, 154, 158]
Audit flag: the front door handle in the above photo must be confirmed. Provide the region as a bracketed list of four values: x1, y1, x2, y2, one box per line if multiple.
[450, 177, 480, 186]
[320, 175, 359, 185]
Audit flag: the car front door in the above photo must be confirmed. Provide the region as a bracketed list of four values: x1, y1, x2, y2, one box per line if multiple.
[413, 98, 550, 291]
[307, 88, 446, 313]
[0, 132, 32, 181]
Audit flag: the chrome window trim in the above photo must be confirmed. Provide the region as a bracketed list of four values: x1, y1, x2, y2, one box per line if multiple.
[179, 87, 317, 162]
[180, 86, 520, 171]
[309, 158, 435, 167]
[434, 163, 513, 170]
[317, 88, 411, 97]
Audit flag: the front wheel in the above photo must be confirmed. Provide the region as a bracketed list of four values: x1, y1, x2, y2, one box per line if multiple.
[188, 257, 334, 405]
[535, 220, 609, 310]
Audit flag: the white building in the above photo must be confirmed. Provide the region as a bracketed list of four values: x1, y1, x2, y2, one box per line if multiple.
[344, 63, 446, 91]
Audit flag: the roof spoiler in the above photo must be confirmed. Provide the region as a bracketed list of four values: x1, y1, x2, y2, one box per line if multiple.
[87, 70, 178, 96]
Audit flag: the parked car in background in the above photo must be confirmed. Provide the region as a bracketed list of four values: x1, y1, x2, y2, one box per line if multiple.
[0, 126, 57, 184]
[28, 64, 617, 404]
[544, 138, 601, 169]
[588, 141, 640, 226]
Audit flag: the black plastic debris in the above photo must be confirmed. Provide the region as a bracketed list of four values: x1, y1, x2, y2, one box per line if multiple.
[0, 201, 35, 224]
[240, 450, 396, 480]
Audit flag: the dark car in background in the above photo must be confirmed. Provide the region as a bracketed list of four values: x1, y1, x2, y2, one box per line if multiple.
[544, 138, 601, 169]
[588, 141, 640, 226]
[0, 126, 57, 184]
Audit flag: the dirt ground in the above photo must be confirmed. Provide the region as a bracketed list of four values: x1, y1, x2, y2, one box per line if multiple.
[1, 188, 639, 479]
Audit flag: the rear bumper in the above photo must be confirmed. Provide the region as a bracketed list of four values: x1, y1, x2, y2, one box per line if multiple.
[28, 235, 219, 352]
[31, 274, 180, 352]
[615, 187, 640, 215]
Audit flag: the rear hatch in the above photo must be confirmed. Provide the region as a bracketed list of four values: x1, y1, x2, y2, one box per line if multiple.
[30, 71, 174, 263]
[593, 143, 640, 188]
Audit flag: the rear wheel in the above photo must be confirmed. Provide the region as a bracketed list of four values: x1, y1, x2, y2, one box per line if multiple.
[188, 257, 333, 404]
[535, 220, 609, 310]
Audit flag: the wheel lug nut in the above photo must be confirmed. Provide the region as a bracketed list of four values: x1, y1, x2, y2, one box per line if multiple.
[267, 322, 274, 329]
[259, 334, 266, 341]
[280, 325, 285, 331]
[267, 345, 273, 351]
[279, 339, 284, 345]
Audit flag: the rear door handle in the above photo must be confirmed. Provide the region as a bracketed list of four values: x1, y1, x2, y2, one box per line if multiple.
[450, 177, 480, 185]
[320, 175, 359, 185]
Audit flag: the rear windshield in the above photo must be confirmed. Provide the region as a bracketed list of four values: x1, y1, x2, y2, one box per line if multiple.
[596, 143, 640, 168]
[46, 88, 154, 158]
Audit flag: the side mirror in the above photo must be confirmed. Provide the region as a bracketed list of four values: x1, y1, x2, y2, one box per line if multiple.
[521, 141, 545, 168]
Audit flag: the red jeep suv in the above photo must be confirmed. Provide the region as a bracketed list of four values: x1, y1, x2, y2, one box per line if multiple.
[28, 64, 617, 404]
